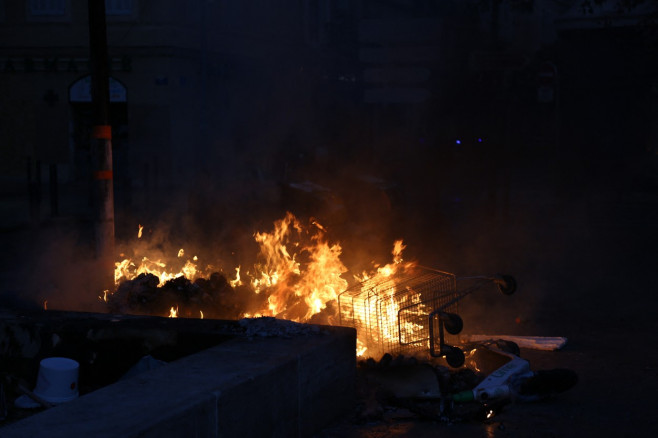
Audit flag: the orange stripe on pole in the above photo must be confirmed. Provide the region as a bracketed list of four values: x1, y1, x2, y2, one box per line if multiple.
[93, 170, 113, 180]
[91, 125, 112, 139]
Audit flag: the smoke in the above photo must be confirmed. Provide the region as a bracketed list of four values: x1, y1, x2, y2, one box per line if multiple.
[10, 224, 109, 313]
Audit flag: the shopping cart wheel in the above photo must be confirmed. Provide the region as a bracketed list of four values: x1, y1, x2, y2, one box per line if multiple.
[443, 313, 463, 335]
[496, 274, 516, 295]
[445, 346, 465, 368]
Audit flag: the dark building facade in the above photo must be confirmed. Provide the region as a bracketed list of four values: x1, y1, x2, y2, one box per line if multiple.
[1, 0, 655, 230]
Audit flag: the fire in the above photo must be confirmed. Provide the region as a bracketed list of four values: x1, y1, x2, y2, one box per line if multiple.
[111, 212, 417, 354]
[114, 252, 203, 287]
[138, 224, 143, 239]
[229, 266, 242, 288]
[344, 240, 421, 357]
[248, 212, 348, 321]
[113, 213, 349, 321]
[295, 237, 347, 319]
[181, 258, 198, 279]
[356, 239, 411, 282]
[250, 212, 302, 296]
[356, 339, 368, 357]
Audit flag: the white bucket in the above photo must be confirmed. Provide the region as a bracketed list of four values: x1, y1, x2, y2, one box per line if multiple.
[33, 357, 80, 404]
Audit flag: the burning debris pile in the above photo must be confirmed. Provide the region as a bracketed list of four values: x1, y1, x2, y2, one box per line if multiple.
[107, 212, 352, 323]
[107, 272, 253, 320]
[105, 211, 516, 365]
[103, 211, 581, 427]
[27, 211, 580, 427]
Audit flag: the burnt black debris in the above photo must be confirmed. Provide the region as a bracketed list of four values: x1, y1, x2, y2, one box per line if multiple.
[107, 272, 264, 319]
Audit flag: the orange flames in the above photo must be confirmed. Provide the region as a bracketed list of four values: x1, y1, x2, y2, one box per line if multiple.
[113, 250, 202, 287]
[249, 212, 347, 321]
[111, 212, 355, 323]
[109, 212, 416, 351]
[347, 239, 422, 357]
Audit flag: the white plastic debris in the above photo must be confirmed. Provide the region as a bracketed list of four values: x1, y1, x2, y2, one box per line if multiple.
[461, 335, 568, 351]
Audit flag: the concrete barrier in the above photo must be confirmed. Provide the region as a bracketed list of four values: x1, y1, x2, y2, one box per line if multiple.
[1, 324, 356, 438]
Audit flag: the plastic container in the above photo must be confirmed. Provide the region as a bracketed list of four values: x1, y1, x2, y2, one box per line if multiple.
[33, 357, 80, 403]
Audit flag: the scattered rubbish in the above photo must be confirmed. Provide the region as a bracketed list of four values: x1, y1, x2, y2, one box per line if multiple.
[461, 335, 568, 350]
[363, 357, 441, 400]
[120, 355, 168, 381]
[356, 341, 577, 424]
[238, 316, 324, 338]
[13, 391, 49, 410]
[453, 348, 533, 403]
[452, 346, 576, 403]
[107, 272, 247, 320]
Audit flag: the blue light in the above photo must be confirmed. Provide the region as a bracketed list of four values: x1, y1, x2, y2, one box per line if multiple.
[455, 139, 461, 145]
[477, 138, 483, 142]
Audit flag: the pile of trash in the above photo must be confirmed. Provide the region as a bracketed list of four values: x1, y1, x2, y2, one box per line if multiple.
[106, 272, 261, 319]
[354, 340, 578, 424]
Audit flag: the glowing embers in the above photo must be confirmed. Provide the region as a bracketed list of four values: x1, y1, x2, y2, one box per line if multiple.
[338, 266, 458, 358]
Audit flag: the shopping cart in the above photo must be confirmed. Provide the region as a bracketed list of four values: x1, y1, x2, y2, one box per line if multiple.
[338, 265, 516, 367]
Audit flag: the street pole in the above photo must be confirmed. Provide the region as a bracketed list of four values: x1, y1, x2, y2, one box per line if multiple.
[88, 0, 115, 281]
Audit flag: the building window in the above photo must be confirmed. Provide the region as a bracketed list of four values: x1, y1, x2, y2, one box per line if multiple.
[27, 0, 71, 21]
[106, 0, 133, 16]
[29, 0, 66, 16]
